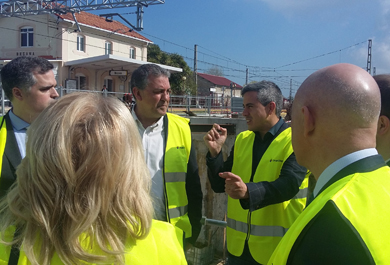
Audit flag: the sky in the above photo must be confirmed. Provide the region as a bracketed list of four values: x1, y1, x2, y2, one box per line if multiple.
[95, 0, 390, 97]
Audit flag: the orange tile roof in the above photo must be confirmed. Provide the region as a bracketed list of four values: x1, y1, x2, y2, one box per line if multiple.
[57, 11, 151, 42]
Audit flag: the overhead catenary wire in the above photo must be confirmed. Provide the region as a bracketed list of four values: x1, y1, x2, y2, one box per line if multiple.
[2, 15, 369, 96]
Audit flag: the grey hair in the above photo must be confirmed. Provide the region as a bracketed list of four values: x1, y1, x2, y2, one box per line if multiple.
[130, 64, 170, 95]
[241, 81, 284, 116]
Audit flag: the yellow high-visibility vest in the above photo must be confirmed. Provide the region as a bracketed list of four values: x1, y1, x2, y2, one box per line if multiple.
[0, 220, 187, 265]
[268, 165, 390, 265]
[0, 116, 8, 180]
[164, 113, 192, 238]
[228, 127, 308, 264]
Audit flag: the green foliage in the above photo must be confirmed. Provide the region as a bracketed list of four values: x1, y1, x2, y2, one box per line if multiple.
[147, 44, 196, 95]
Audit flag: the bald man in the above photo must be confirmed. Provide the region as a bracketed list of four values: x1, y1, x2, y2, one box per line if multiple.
[374, 74, 390, 165]
[268, 63, 390, 265]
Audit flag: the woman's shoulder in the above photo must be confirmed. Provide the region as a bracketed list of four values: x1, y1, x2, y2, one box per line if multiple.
[124, 220, 187, 264]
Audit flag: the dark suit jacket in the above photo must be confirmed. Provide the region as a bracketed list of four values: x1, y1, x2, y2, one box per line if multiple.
[0, 112, 22, 197]
[287, 155, 386, 265]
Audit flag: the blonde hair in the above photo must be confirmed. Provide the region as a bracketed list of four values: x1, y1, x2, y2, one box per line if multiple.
[0, 92, 153, 264]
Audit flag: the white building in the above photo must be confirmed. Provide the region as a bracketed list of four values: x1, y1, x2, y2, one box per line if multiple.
[0, 11, 181, 93]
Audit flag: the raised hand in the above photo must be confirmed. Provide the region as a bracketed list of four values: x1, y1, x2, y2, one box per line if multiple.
[203, 123, 228, 157]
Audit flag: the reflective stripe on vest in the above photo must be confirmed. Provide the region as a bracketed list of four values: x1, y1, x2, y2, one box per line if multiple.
[227, 217, 288, 237]
[268, 165, 390, 265]
[293, 187, 308, 199]
[228, 127, 309, 264]
[164, 113, 192, 238]
[0, 117, 7, 178]
[169, 205, 189, 219]
[165, 172, 186, 182]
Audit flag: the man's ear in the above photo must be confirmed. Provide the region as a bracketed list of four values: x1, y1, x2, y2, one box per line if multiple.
[12, 87, 24, 101]
[377, 115, 390, 136]
[267, 102, 276, 116]
[132, 87, 142, 101]
[302, 106, 315, 137]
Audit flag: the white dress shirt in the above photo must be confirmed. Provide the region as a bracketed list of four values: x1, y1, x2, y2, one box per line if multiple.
[8, 109, 29, 159]
[132, 110, 167, 221]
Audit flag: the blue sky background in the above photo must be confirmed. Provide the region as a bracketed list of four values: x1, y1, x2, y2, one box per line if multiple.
[95, 0, 390, 97]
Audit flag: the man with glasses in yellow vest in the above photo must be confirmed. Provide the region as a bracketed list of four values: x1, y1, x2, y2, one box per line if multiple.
[130, 64, 203, 249]
[0, 56, 58, 197]
[204, 81, 309, 265]
[268, 63, 390, 264]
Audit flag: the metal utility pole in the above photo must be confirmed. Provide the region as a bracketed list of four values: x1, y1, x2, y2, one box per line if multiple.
[194, 44, 198, 96]
[289, 79, 293, 102]
[0, 0, 165, 31]
[367, 39, 372, 75]
[246, 67, 249, 85]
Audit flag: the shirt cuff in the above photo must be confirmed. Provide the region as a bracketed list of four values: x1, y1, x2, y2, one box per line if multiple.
[240, 182, 264, 212]
[206, 150, 222, 162]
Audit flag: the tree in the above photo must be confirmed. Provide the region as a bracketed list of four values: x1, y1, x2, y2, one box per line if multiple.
[147, 44, 196, 95]
[206, 66, 224, 76]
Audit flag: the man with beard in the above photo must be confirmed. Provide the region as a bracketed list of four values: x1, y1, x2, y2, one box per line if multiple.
[130, 64, 203, 249]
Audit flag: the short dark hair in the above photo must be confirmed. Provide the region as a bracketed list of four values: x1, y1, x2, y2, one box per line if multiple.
[1, 57, 54, 101]
[130, 64, 170, 96]
[374, 74, 390, 119]
[241, 80, 284, 116]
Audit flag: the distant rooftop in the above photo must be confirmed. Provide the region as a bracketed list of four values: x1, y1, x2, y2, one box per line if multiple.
[57, 12, 151, 43]
[197, 73, 242, 88]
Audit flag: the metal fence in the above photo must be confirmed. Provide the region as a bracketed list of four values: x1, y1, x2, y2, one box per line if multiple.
[62, 88, 243, 117]
[1, 87, 244, 117]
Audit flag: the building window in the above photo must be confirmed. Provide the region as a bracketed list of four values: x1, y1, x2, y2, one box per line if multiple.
[129, 47, 135, 59]
[21, 27, 33, 47]
[105, 41, 112, 55]
[77, 35, 85, 52]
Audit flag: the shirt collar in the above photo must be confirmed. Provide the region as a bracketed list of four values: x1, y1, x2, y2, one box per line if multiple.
[313, 148, 378, 197]
[9, 109, 30, 130]
[268, 117, 284, 136]
[255, 117, 284, 138]
[131, 108, 164, 130]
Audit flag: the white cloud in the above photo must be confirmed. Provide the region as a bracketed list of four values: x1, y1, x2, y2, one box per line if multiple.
[380, 0, 390, 14]
[379, 0, 390, 30]
[257, 0, 313, 17]
[258, 0, 373, 17]
[260, 0, 335, 12]
[372, 39, 390, 74]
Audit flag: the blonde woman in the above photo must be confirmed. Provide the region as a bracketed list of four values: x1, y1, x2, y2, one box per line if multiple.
[0, 92, 187, 265]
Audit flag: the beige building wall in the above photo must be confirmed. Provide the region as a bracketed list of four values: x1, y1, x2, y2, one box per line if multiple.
[0, 14, 149, 93]
[0, 15, 59, 59]
[59, 22, 147, 62]
[58, 21, 148, 92]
